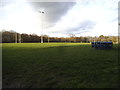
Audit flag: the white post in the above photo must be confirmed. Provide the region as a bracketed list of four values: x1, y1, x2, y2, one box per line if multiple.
[20, 34, 21, 43]
[15, 32, 17, 43]
[19, 34, 21, 43]
[41, 35, 43, 43]
[48, 36, 49, 43]
[0, 51, 1, 90]
[39, 10, 44, 43]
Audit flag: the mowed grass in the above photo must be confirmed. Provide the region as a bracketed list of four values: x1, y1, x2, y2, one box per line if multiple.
[2, 43, 118, 88]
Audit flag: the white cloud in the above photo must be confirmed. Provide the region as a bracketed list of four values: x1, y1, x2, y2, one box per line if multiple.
[0, 0, 119, 37]
[0, 2, 43, 34]
[47, 0, 118, 37]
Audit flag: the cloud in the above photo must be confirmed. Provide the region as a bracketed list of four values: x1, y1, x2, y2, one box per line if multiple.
[62, 20, 96, 34]
[0, 0, 119, 37]
[0, 1, 76, 35]
[29, 2, 76, 23]
[47, 0, 118, 37]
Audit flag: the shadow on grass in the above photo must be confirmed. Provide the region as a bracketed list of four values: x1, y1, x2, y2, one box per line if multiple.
[2, 44, 119, 88]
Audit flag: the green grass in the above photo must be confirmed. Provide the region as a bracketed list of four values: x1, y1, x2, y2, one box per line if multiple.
[2, 43, 118, 88]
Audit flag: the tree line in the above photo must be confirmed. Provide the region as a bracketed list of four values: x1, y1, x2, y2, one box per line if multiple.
[1, 30, 118, 43]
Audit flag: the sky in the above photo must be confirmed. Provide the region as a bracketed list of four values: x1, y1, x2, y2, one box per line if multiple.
[0, 0, 119, 37]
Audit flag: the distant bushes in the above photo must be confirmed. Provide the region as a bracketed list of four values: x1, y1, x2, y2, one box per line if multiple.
[1, 30, 118, 43]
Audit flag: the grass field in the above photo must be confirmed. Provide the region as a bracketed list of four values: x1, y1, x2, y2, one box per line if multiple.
[2, 43, 118, 88]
